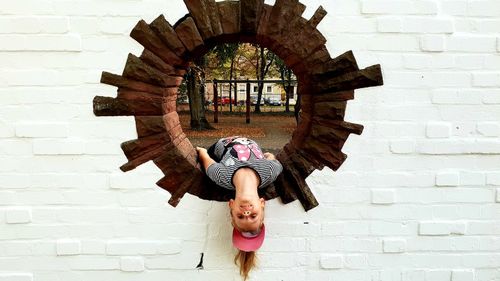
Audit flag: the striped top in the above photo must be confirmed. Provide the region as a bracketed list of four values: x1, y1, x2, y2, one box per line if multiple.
[206, 136, 283, 190]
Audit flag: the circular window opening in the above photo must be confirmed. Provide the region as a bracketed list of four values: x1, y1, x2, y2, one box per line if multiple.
[93, 1, 383, 210]
[179, 43, 299, 155]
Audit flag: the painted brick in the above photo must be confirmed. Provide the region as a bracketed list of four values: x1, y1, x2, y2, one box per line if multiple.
[473, 73, 500, 87]
[419, 221, 466, 235]
[0, 120, 15, 138]
[329, 17, 377, 33]
[426, 122, 452, 138]
[377, 17, 402, 32]
[403, 17, 455, 33]
[0, 140, 32, 156]
[431, 89, 482, 105]
[483, 91, 500, 104]
[0, 273, 33, 281]
[402, 54, 431, 69]
[361, 0, 438, 15]
[15, 122, 68, 138]
[5, 208, 32, 224]
[446, 36, 497, 53]
[468, 1, 500, 17]
[383, 238, 407, 253]
[466, 221, 500, 235]
[367, 34, 420, 51]
[0, 35, 82, 52]
[68, 257, 120, 270]
[56, 239, 81, 256]
[426, 270, 452, 281]
[436, 171, 460, 186]
[109, 173, 159, 190]
[371, 189, 396, 204]
[319, 254, 343, 269]
[322, 222, 370, 236]
[455, 55, 485, 70]
[459, 171, 486, 186]
[451, 269, 475, 281]
[0, 16, 69, 34]
[477, 122, 500, 137]
[0, 0, 499, 279]
[343, 254, 368, 269]
[441, 1, 467, 16]
[106, 240, 181, 255]
[99, 17, 137, 35]
[420, 35, 445, 52]
[390, 139, 415, 154]
[120, 257, 144, 272]
[33, 139, 85, 155]
[81, 240, 106, 255]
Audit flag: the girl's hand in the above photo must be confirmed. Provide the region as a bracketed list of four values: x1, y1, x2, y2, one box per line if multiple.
[264, 152, 275, 160]
[196, 147, 207, 154]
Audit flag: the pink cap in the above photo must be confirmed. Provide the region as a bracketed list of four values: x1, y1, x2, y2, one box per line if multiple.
[232, 224, 266, 252]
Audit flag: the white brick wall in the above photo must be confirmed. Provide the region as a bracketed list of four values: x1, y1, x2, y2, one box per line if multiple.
[0, 0, 499, 280]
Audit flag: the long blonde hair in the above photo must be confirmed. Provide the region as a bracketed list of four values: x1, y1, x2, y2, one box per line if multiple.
[234, 250, 257, 280]
[230, 208, 265, 280]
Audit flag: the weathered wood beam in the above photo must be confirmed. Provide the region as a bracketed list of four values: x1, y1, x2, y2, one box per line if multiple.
[93, 96, 162, 117]
[174, 16, 205, 53]
[217, 1, 241, 35]
[123, 54, 183, 88]
[308, 6, 327, 28]
[312, 50, 359, 78]
[150, 15, 187, 57]
[316, 64, 384, 93]
[139, 49, 186, 77]
[240, 0, 264, 34]
[120, 133, 173, 172]
[130, 20, 184, 66]
[100, 72, 167, 96]
[134, 116, 165, 137]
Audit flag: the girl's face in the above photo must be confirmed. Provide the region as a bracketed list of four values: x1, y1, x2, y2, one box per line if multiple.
[229, 197, 265, 232]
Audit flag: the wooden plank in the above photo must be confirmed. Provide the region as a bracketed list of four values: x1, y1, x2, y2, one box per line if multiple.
[313, 101, 347, 120]
[120, 134, 174, 172]
[117, 89, 164, 103]
[266, 0, 306, 38]
[134, 116, 165, 137]
[139, 49, 186, 77]
[100, 72, 167, 96]
[282, 163, 318, 211]
[240, 0, 264, 34]
[315, 64, 384, 93]
[272, 172, 299, 204]
[150, 15, 187, 57]
[122, 54, 183, 87]
[311, 50, 359, 78]
[313, 90, 355, 102]
[183, 0, 213, 39]
[311, 117, 364, 135]
[206, 0, 223, 37]
[93, 96, 162, 116]
[217, 1, 241, 35]
[130, 20, 184, 66]
[174, 16, 205, 53]
[308, 5, 327, 28]
[301, 137, 348, 171]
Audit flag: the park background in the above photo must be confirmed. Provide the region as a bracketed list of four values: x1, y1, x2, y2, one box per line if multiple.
[1, 0, 500, 280]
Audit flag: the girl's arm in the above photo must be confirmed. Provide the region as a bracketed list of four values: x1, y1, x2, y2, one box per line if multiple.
[196, 147, 216, 171]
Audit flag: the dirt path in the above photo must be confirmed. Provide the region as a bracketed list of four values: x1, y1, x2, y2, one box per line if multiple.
[180, 111, 296, 154]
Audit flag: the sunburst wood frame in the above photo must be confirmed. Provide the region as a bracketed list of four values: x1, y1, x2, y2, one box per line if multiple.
[93, 0, 384, 211]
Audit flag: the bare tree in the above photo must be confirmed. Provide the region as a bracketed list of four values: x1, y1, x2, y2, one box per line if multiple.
[254, 45, 275, 113]
[186, 57, 213, 130]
